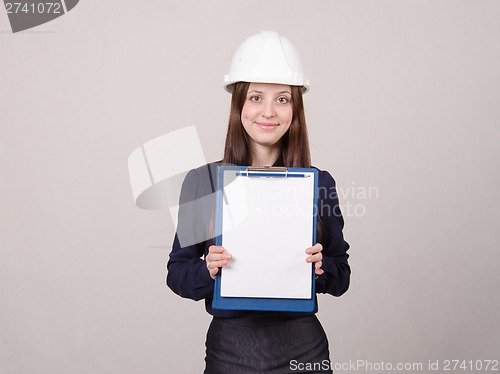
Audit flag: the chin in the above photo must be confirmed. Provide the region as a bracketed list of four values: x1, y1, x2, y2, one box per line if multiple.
[255, 139, 281, 147]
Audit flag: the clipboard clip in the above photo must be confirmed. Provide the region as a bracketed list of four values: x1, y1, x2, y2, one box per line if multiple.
[243, 166, 289, 178]
[247, 166, 288, 173]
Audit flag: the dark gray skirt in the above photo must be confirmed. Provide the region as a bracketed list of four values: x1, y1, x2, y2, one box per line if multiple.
[204, 314, 332, 374]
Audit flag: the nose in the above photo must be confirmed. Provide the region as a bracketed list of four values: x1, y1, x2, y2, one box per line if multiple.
[261, 101, 275, 118]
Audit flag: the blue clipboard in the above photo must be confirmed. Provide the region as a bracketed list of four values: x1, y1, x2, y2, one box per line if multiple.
[212, 165, 319, 312]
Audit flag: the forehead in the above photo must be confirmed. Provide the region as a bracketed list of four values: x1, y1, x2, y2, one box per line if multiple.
[247, 82, 292, 94]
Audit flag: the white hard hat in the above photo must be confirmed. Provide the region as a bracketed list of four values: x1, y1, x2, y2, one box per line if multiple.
[224, 30, 310, 93]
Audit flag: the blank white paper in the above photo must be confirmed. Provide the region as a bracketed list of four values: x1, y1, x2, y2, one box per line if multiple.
[220, 171, 314, 299]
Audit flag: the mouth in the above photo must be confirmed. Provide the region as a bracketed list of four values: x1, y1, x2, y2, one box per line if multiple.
[256, 122, 279, 130]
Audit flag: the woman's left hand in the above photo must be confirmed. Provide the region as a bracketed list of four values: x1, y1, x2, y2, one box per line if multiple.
[306, 243, 324, 276]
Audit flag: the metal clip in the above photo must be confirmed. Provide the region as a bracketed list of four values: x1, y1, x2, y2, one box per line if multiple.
[245, 166, 289, 178]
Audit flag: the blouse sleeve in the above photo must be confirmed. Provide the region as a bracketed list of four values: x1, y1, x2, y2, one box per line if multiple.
[315, 170, 351, 296]
[166, 167, 215, 301]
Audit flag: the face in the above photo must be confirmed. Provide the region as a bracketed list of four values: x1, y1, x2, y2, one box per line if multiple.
[241, 83, 293, 150]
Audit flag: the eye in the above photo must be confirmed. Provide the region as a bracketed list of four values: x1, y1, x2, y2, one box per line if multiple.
[249, 95, 261, 102]
[277, 96, 290, 104]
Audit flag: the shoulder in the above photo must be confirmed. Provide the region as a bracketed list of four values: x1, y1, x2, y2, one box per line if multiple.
[181, 161, 221, 198]
[184, 162, 218, 181]
[311, 166, 336, 189]
[187, 161, 220, 175]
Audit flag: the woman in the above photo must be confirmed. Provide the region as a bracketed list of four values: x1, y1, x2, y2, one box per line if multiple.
[167, 30, 350, 374]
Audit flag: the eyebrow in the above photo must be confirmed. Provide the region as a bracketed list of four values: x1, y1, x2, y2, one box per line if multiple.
[248, 90, 292, 95]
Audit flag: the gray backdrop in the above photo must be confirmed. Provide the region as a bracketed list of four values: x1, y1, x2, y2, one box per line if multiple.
[1, 1, 499, 373]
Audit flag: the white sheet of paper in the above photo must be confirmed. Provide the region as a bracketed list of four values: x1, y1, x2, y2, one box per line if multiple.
[220, 171, 314, 299]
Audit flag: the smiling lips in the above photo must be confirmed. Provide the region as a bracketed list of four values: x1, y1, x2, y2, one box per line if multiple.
[256, 122, 279, 130]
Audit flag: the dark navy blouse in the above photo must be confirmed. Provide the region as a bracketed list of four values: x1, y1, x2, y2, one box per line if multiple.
[167, 161, 351, 318]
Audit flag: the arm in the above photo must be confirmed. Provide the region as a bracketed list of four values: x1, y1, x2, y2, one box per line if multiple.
[166, 168, 215, 301]
[315, 170, 351, 296]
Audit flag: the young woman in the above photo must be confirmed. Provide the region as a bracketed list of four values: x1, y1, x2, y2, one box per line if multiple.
[167, 31, 350, 374]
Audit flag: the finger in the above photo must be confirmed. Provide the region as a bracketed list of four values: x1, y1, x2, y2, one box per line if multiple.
[208, 256, 232, 280]
[208, 259, 230, 269]
[207, 253, 232, 262]
[305, 243, 323, 254]
[313, 243, 323, 253]
[209, 266, 219, 280]
[209, 245, 225, 254]
[306, 252, 322, 263]
[314, 260, 324, 276]
[206, 246, 231, 266]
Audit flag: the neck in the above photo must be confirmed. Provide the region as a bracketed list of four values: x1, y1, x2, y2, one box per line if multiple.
[250, 143, 281, 167]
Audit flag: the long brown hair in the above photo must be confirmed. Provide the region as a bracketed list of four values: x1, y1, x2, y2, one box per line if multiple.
[222, 82, 311, 168]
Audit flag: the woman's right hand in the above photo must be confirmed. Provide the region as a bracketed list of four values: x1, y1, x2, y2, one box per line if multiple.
[206, 245, 232, 280]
